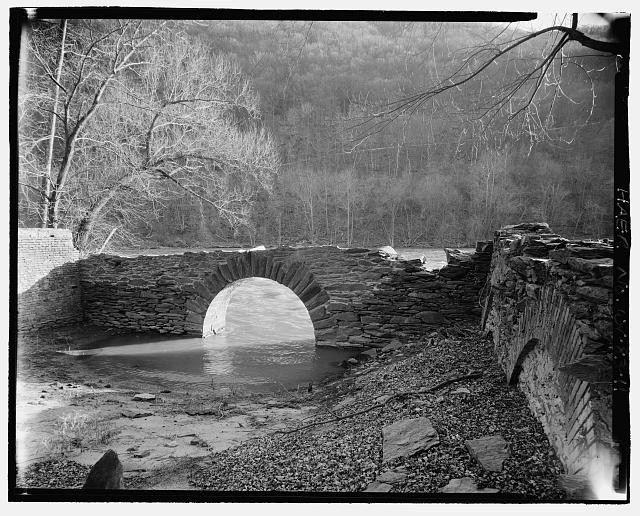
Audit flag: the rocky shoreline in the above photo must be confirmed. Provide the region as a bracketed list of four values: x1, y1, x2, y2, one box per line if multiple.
[16, 324, 568, 499]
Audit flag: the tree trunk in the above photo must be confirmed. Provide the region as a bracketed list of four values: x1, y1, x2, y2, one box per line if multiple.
[40, 19, 67, 227]
[74, 185, 122, 250]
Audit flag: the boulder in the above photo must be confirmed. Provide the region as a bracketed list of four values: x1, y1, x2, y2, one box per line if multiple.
[378, 246, 398, 259]
[465, 435, 510, 472]
[83, 450, 123, 489]
[439, 477, 499, 494]
[444, 248, 473, 266]
[382, 417, 439, 463]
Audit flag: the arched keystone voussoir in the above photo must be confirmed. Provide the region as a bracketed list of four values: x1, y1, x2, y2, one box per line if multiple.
[305, 290, 331, 311]
[226, 256, 243, 279]
[274, 261, 287, 283]
[217, 262, 233, 283]
[281, 261, 304, 287]
[254, 252, 269, 277]
[193, 281, 213, 300]
[264, 256, 275, 278]
[268, 260, 281, 281]
[290, 269, 313, 294]
[308, 303, 327, 321]
[299, 281, 322, 304]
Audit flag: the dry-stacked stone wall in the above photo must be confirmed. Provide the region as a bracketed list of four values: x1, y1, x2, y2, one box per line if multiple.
[17, 228, 83, 332]
[78, 244, 491, 347]
[483, 222, 614, 477]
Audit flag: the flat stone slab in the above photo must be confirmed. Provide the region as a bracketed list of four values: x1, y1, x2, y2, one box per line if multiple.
[376, 470, 408, 484]
[465, 435, 510, 472]
[382, 417, 439, 463]
[364, 481, 393, 492]
[451, 387, 470, 395]
[439, 477, 499, 494]
[132, 393, 156, 401]
[121, 410, 153, 419]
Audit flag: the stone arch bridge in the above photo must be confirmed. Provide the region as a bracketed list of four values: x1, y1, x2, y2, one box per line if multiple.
[17, 225, 617, 480]
[79, 245, 490, 348]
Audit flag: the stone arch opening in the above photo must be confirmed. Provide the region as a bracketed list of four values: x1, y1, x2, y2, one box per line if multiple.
[202, 277, 316, 340]
[187, 252, 330, 342]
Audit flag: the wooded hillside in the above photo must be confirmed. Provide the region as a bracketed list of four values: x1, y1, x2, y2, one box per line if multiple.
[18, 19, 616, 250]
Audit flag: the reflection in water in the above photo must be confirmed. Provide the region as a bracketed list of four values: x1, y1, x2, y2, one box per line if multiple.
[67, 278, 354, 391]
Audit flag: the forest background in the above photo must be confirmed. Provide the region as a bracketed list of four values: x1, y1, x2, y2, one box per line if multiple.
[17, 18, 616, 251]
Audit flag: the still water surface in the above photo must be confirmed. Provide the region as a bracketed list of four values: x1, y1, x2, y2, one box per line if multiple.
[69, 247, 467, 391]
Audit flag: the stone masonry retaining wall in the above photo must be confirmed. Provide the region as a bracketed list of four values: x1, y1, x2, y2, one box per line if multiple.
[17, 228, 83, 332]
[483, 222, 613, 476]
[78, 243, 491, 348]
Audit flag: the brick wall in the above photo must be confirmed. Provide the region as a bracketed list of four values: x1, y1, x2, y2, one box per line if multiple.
[18, 228, 83, 332]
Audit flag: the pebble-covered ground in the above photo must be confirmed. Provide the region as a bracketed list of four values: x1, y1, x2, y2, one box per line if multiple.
[18, 459, 91, 489]
[188, 327, 566, 499]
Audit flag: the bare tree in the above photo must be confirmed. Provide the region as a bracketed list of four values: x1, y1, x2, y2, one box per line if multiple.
[19, 19, 279, 250]
[348, 13, 629, 150]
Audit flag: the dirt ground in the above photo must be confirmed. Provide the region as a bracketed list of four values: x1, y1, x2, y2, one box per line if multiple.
[14, 325, 321, 489]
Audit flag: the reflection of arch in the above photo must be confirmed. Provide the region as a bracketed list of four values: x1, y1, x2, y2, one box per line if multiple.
[182, 251, 330, 341]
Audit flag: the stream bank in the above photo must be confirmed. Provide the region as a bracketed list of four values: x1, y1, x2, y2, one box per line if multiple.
[15, 324, 568, 498]
[15, 325, 322, 490]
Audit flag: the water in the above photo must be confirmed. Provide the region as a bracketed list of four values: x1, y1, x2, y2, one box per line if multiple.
[68, 247, 467, 391]
[67, 278, 356, 392]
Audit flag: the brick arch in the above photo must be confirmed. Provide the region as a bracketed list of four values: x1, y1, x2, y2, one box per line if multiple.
[509, 337, 541, 385]
[180, 250, 330, 340]
[500, 285, 603, 474]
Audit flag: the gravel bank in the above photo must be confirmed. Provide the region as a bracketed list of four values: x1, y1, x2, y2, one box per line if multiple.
[189, 326, 566, 499]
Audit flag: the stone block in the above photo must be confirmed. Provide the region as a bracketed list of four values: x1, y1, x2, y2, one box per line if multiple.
[465, 435, 510, 472]
[382, 417, 439, 463]
[313, 318, 335, 330]
[348, 335, 371, 345]
[335, 311, 359, 322]
[417, 311, 445, 324]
